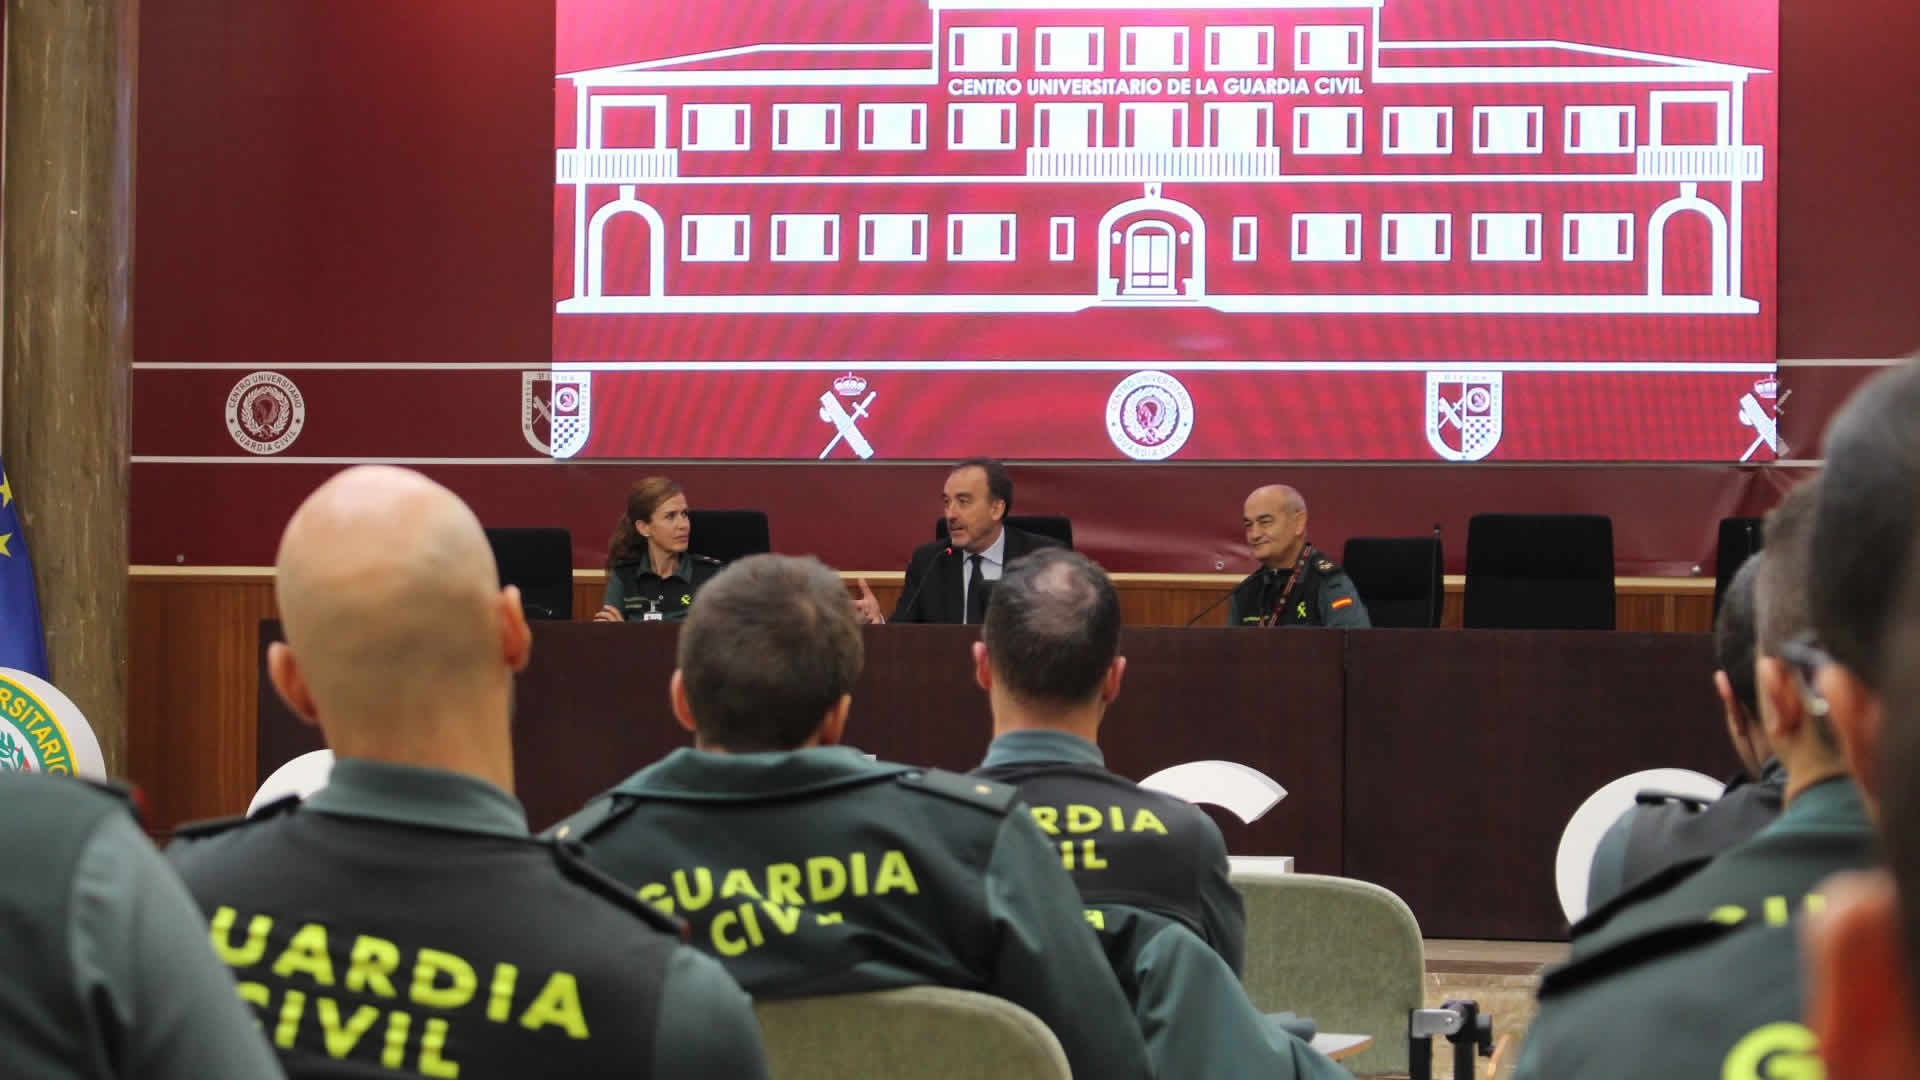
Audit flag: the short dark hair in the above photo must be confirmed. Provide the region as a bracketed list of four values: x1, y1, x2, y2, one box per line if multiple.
[1879, 535, 1920, 1034]
[982, 548, 1120, 706]
[1713, 558, 1761, 719]
[953, 458, 1013, 515]
[1811, 356, 1920, 690]
[1755, 478, 1821, 659]
[676, 555, 863, 752]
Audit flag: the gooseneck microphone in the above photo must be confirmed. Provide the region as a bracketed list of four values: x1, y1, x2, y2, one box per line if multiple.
[1185, 588, 1237, 627]
[890, 546, 951, 623]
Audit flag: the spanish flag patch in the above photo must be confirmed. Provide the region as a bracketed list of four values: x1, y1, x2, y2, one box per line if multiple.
[1330, 597, 1355, 611]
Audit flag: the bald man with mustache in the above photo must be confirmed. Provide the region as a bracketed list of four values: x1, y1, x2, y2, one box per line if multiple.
[167, 466, 768, 1080]
[1227, 485, 1370, 628]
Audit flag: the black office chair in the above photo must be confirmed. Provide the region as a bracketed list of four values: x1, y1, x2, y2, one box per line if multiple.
[686, 509, 772, 564]
[1713, 517, 1765, 617]
[1342, 536, 1445, 628]
[934, 514, 1074, 550]
[485, 527, 573, 620]
[1463, 514, 1615, 630]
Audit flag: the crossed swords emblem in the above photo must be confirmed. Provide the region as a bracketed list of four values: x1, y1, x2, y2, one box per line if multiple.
[1738, 388, 1790, 462]
[819, 390, 877, 460]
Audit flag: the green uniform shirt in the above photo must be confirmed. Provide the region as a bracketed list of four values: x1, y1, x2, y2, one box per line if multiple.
[1514, 776, 1874, 1079]
[552, 746, 1154, 1080]
[1227, 547, 1371, 628]
[604, 554, 724, 622]
[273, 761, 767, 1080]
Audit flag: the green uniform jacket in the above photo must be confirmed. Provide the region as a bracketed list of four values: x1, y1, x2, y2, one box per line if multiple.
[604, 553, 724, 622]
[1585, 758, 1788, 913]
[1514, 776, 1874, 1079]
[1227, 547, 1371, 628]
[551, 746, 1155, 1080]
[1093, 904, 1350, 1080]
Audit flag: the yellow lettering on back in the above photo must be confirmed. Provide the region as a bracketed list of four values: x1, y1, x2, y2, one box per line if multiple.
[637, 882, 673, 915]
[347, 936, 400, 997]
[815, 912, 844, 925]
[850, 852, 869, 896]
[487, 964, 518, 1023]
[318, 998, 379, 1058]
[1067, 805, 1103, 833]
[1720, 1022, 1821, 1079]
[1131, 809, 1169, 834]
[807, 856, 848, 902]
[419, 1017, 462, 1077]
[674, 868, 715, 912]
[1804, 893, 1827, 917]
[1084, 909, 1106, 930]
[720, 868, 761, 899]
[1764, 896, 1791, 927]
[766, 863, 805, 907]
[411, 949, 477, 1010]
[520, 973, 590, 1039]
[235, 981, 270, 1012]
[874, 850, 920, 896]
[382, 1011, 411, 1069]
[211, 907, 272, 967]
[760, 901, 802, 935]
[739, 903, 767, 947]
[712, 910, 748, 957]
[272, 923, 336, 986]
[1079, 839, 1108, 869]
[274, 989, 306, 1049]
[1030, 806, 1060, 835]
[1708, 905, 1747, 926]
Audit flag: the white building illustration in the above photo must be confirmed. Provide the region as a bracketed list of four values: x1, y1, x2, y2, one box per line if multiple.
[555, 0, 1767, 317]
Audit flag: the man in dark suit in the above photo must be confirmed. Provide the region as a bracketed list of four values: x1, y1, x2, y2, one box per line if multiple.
[853, 458, 1059, 625]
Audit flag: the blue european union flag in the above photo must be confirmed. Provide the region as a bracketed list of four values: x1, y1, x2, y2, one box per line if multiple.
[0, 460, 48, 678]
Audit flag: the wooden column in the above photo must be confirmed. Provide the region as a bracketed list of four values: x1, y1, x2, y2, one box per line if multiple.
[2, 0, 138, 773]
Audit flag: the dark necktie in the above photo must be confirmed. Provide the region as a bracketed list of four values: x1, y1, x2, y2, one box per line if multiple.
[966, 554, 987, 624]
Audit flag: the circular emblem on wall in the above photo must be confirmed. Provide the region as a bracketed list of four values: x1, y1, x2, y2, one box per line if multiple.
[0, 668, 107, 778]
[1105, 370, 1195, 461]
[226, 371, 307, 455]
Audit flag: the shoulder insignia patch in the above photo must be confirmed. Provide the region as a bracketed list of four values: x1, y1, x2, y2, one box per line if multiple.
[1635, 788, 1714, 810]
[1315, 557, 1335, 572]
[1330, 596, 1355, 611]
[172, 794, 300, 841]
[691, 553, 725, 566]
[897, 769, 1019, 814]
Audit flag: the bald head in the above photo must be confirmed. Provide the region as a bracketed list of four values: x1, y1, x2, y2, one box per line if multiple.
[273, 467, 528, 738]
[1244, 485, 1310, 569]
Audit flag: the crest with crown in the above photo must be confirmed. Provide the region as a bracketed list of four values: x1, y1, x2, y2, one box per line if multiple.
[1753, 375, 1778, 401]
[834, 372, 868, 397]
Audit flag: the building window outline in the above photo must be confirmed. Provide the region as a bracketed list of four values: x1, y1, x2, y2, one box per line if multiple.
[858, 214, 930, 262]
[1120, 26, 1189, 72]
[949, 213, 1017, 262]
[858, 103, 927, 151]
[1383, 105, 1453, 155]
[1294, 26, 1363, 72]
[681, 215, 750, 262]
[1293, 106, 1363, 155]
[948, 27, 1017, 72]
[1036, 27, 1104, 72]
[948, 102, 1018, 150]
[1205, 25, 1276, 72]
[1204, 101, 1274, 150]
[770, 214, 840, 263]
[1564, 105, 1636, 155]
[1382, 213, 1452, 262]
[1034, 102, 1104, 150]
[1119, 102, 1190, 149]
[1050, 217, 1076, 261]
[1563, 212, 1635, 261]
[1232, 217, 1259, 261]
[772, 103, 842, 152]
[1470, 213, 1544, 262]
[1472, 106, 1545, 155]
[1291, 213, 1363, 262]
[681, 103, 751, 152]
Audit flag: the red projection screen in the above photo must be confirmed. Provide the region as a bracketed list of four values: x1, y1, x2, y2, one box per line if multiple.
[552, 0, 1778, 463]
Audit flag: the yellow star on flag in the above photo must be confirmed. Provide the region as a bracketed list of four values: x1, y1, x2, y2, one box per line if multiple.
[0, 533, 11, 557]
[0, 473, 11, 508]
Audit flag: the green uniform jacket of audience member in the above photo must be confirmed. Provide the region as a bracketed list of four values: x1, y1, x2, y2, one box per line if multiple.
[1226, 549, 1372, 628]
[549, 746, 1155, 1080]
[1513, 776, 1874, 1079]
[1584, 757, 1788, 914]
[1092, 904, 1350, 1080]
[0, 772, 286, 1079]
[604, 553, 725, 622]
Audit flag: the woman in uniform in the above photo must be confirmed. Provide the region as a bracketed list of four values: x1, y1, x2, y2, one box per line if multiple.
[594, 477, 723, 622]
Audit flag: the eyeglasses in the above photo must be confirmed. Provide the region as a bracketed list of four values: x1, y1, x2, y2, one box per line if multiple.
[1776, 631, 1833, 719]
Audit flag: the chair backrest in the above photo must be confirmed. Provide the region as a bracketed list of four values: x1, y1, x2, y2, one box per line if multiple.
[934, 515, 1075, 550]
[1463, 514, 1616, 630]
[752, 986, 1071, 1080]
[1714, 516, 1765, 617]
[686, 509, 772, 564]
[484, 527, 573, 620]
[1230, 870, 1424, 1077]
[1341, 536, 1445, 628]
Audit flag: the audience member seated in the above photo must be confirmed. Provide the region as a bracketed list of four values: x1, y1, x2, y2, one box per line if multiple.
[971, 548, 1245, 972]
[852, 458, 1060, 625]
[551, 554, 1152, 1080]
[596, 476, 724, 623]
[1517, 357, 1920, 1076]
[967, 548, 1344, 1080]
[1584, 558, 1785, 911]
[0, 773, 285, 1079]
[168, 466, 766, 1079]
[1229, 485, 1370, 628]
